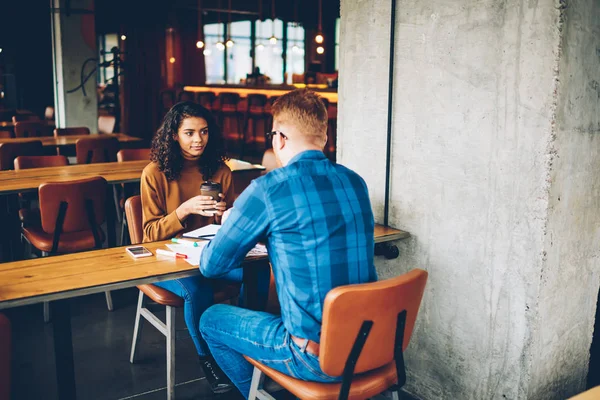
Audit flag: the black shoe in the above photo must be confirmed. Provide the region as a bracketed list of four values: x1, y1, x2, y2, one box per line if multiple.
[200, 356, 234, 394]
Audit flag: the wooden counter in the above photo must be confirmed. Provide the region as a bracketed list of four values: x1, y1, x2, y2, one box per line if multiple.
[184, 84, 338, 103]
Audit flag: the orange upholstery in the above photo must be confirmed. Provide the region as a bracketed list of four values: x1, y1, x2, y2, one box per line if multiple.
[13, 121, 53, 138]
[22, 177, 107, 254]
[261, 148, 278, 174]
[125, 195, 240, 306]
[98, 115, 116, 134]
[54, 127, 90, 137]
[0, 313, 10, 400]
[245, 356, 398, 400]
[0, 141, 43, 170]
[247, 269, 428, 400]
[117, 148, 151, 162]
[75, 136, 119, 164]
[14, 155, 68, 170]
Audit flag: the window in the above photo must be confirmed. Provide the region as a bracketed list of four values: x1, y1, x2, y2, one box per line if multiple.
[204, 23, 225, 84]
[98, 34, 118, 86]
[226, 21, 252, 84]
[255, 19, 284, 84]
[286, 22, 305, 84]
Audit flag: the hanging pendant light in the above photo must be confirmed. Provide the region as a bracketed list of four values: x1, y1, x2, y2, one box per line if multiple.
[196, 0, 205, 49]
[269, 0, 277, 44]
[225, 0, 234, 48]
[315, 0, 324, 46]
[215, 0, 225, 51]
[256, 0, 264, 51]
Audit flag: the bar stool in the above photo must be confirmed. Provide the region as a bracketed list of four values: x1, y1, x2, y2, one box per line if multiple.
[197, 91, 217, 111]
[14, 121, 53, 138]
[21, 177, 113, 321]
[245, 269, 428, 400]
[178, 91, 195, 102]
[217, 93, 243, 146]
[125, 195, 240, 400]
[242, 94, 268, 158]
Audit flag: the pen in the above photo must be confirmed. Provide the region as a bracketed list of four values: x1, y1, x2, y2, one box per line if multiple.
[156, 249, 188, 259]
[171, 238, 199, 247]
[196, 234, 215, 239]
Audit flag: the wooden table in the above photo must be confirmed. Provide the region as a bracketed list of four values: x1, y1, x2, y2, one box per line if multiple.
[0, 133, 141, 147]
[0, 120, 56, 130]
[0, 224, 409, 399]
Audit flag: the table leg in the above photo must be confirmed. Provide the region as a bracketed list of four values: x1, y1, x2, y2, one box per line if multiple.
[52, 299, 77, 400]
[242, 259, 270, 311]
[106, 186, 116, 248]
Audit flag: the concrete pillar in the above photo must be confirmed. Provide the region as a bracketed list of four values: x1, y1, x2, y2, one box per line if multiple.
[338, 0, 600, 399]
[51, 0, 98, 131]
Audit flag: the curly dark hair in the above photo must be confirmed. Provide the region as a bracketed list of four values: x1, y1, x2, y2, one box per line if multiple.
[151, 101, 228, 181]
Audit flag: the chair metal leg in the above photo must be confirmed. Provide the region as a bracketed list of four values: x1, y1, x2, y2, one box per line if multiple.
[248, 367, 275, 400]
[43, 302, 51, 323]
[129, 291, 146, 363]
[391, 389, 400, 400]
[105, 291, 114, 311]
[166, 306, 176, 400]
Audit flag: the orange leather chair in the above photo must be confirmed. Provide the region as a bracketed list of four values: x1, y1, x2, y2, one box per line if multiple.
[0, 141, 44, 170]
[53, 127, 90, 137]
[0, 313, 10, 400]
[98, 115, 116, 134]
[21, 177, 112, 321]
[125, 195, 240, 400]
[245, 269, 428, 400]
[75, 136, 119, 164]
[13, 121, 53, 138]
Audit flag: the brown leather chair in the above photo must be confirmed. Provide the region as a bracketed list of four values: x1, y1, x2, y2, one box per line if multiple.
[0, 141, 44, 170]
[21, 176, 112, 320]
[53, 127, 90, 137]
[98, 115, 116, 134]
[125, 195, 240, 400]
[75, 136, 119, 164]
[12, 114, 40, 123]
[13, 121, 53, 138]
[0, 313, 10, 400]
[261, 148, 278, 175]
[245, 269, 428, 400]
[117, 148, 151, 163]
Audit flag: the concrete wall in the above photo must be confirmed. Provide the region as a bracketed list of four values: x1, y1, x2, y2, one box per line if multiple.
[338, 0, 600, 399]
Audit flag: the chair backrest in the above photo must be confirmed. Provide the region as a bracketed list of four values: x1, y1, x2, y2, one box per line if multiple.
[218, 93, 240, 112]
[247, 94, 268, 113]
[125, 195, 143, 245]
[261, 148, 278, 174]
[117, 148, 151, 162]
[13, 121, 52, 138]
[197, 91, 216, 109]
[178, 91, 195, 102]
[39, 176, 107, 234]
[44, 106, 55, 120]
[98, 115, 116, 134]
[75, 136, 119, 164]
[14, 155, 68, 170]
[54, 127, 91, 137]
[319, 269, 428, 376]
[0, 141, 44, 170]
[12, 114, 40, 123]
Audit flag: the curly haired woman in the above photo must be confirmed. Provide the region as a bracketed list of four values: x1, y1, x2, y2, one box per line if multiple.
[140, 101, 235, 393]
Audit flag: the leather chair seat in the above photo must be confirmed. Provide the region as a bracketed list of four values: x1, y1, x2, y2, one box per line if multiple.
[244, 356, 398, 400]
[22, 226, 105, 253]
[138, 281, 240, 308]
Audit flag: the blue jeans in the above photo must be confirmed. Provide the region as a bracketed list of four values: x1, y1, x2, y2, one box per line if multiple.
[200, 304, 341, 398]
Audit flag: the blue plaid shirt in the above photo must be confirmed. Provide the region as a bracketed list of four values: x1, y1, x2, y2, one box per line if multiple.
[200, 150, 377, 342]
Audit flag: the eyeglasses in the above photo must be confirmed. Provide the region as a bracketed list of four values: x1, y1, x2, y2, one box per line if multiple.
[265, 131, 288, 141]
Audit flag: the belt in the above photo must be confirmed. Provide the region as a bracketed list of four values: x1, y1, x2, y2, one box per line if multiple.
[291, 334, 320, 357]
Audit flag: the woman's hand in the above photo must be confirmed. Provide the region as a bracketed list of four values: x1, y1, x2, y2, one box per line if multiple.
[214, 194, 227, 217]
[176, 195, 218, 220]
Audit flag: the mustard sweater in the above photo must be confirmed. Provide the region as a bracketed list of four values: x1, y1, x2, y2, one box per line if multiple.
[141, 159, 234, 242]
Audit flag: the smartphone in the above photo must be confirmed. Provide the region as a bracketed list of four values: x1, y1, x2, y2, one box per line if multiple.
[126, 246, 153, 258]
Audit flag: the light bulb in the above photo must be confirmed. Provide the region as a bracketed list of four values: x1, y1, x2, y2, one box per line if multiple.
[169, 57, 176, 63]
[269, 36, 277, 45]
[216, 42, 225, 51]
[121, 34, 127, 41]
[196, 40, 205, 49]
[0, 48, 3, 53]
[316, 46, 325, 54]
[257, 43, 265, 51]
[292, 45, 299, 53]
[203, 49, 212, 55]
[226, 39, 234, 48]
[315, 34, 324, 44]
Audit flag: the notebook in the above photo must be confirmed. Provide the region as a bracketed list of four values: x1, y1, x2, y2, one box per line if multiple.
[182, 224, 221, 239]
